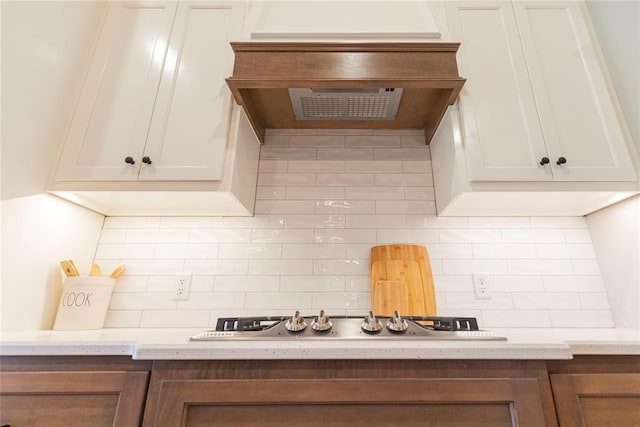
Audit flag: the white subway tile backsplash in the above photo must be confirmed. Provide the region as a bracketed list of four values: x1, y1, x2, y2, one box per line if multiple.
[256, 186, 286, 200]
[318, 147, 373, 160]
[404, 187, 436, 200]
[103, 217, 160, 229]
[377, 229, 439, 244]
[374, 147, 430, 161]
[258, 159, 288, 172]
[283, 244, 346, 259]
[140, 310, 210, 327]
[549, 310, 614, 328]
[347, 186, 404, 200]
[260, 147, 317, 160]
[154, 244, 219, 259]
[103, 311, 142, 328]
[96, 244, 155, 259]
[482, 310, 552, 328]
[214, 276, 280, 292]
[472, 244, 536, 259]
[375, 173, 433, 187]
[512, 293, 581, 309]
[189, 229, 251, 243]
[252, 229, 314, 243]
[376, 200, 436, 214]
[314, 259, 368, 275]
[100, 131, 613, 331]
[290, 135, 345, 147]
[222, 215, 285, 229]
[439, 229, 502, 244]
[288, 160, 345, 172]
[249, 260, 313, 276]
[177, 292, 245, 310]
[345, 215, 407, 229]
[468, 217, 531, 229]
[184, 260, 249, 275]
[258, 172, 316, 186]
[579, 293, 611, 309]
[314, 229, 377, 244]
[218, 244, 282, 259]
[507, 259, 574, 276]
[255, 200, 316, 214]
[284, 214, 346, 229]
[245, 293, 313, 309]
[535, 244, 596, 259]
[126, 229, 189, 244]
[316, 173, 375, 186]
[531, 217, 587, 228]
[407, 216, 469, 229]
[280, 276, 345, 292]
[99, 228, 127, 243]
[345, 135, 400, 147]
[402, 161, 432, 173]
[346, 160, 403, 173]
[286, 186, 346, 200]
[315, 200, 376, 214]
[543, 276, 606, 292]
[160, 217, 222, 229]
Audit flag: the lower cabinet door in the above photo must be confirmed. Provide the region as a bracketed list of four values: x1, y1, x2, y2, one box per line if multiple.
[150, 378, 547, 427]
[551, 373, 640, 427]
[0, 370, 149, 427]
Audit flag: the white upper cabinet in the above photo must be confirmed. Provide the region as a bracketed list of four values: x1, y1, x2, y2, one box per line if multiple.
[55, 1, 244, 182]
[444, 0, 637, 182]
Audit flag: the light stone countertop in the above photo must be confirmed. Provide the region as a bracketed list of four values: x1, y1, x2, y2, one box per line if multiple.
[1, 328, 638, 360]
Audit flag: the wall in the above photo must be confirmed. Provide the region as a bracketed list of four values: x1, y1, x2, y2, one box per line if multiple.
[0, 1, 106, 331]
[587, 195, 640, 329]
[98, 131, 613, 330]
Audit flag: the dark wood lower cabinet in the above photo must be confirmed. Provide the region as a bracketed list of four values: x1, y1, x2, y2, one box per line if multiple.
[548, 356, 640, 427]
[2, 355, 639, 427]
[0, 356, 151, 427]
[142, 360, 557, 427]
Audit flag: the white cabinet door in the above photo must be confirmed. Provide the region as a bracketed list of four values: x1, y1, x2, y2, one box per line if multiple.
[141, 1, 243, 181]
[56, 1, 177, 181]
[445, 1, 551, 181]
[514, 1, 636, 181]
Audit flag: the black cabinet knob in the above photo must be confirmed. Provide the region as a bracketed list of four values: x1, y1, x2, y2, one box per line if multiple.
[124, 156, 135, 165]
[142, 156, 152, 165]
[556, 157, 567, 165]
[540, 157, 550, 165]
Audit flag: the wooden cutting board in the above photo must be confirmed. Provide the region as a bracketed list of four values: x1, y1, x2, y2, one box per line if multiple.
[370, 244, 437, 316]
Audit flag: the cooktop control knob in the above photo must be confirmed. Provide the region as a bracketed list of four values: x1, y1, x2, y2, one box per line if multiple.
[361, 311, 383, 334]
[285, 311, 307, 332]
[386, 311, 409, 333]
[311, 310, 332, 332]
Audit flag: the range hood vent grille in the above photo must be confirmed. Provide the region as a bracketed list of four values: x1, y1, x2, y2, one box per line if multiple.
[289, 88, 403, 121]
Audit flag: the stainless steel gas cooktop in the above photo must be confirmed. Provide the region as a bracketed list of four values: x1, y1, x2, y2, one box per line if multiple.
[190, 310, 506, 341]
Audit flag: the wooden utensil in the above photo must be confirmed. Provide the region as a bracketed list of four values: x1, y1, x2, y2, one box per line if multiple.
[108, 265, 126, 279]
[60, 260, 79, 277]
[89, 263, 102, 277]
[370, 245, 437, 316]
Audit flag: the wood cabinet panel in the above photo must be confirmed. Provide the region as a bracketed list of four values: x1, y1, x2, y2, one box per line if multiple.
[550, 373, 640, 427]
[143, 359, 557, 427]
[0, 356, 151, 427]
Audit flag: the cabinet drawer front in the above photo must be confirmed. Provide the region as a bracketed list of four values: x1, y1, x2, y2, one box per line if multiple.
[56, 2, 177, 181]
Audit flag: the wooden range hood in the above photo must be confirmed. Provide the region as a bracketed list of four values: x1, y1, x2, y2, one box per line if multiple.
[225, 42, 466, 144]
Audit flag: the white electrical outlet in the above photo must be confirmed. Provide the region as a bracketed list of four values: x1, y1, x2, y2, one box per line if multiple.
[173, 273, 192, 301]
[473, 273, 491, 299]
